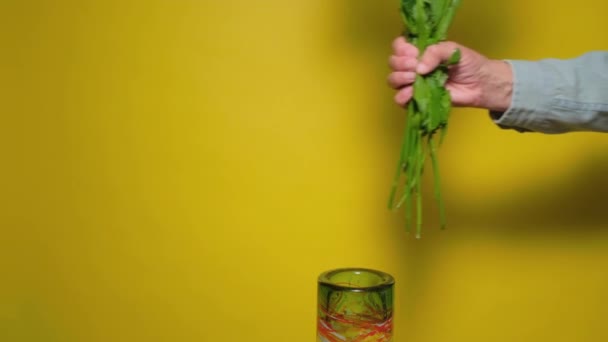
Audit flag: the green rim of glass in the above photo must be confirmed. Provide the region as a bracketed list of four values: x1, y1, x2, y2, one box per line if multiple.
[318, 268, 395, 292]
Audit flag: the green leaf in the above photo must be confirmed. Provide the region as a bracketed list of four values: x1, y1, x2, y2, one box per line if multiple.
[401, 0, 418, 35]
[446, 48, 461, 65]
[412, 75, 430, 113]
[413, 0, 431, 49]
[427, 0, 448, 32]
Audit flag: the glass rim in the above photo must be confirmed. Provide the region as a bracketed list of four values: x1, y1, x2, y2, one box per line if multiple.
[318, 267, 395, 292]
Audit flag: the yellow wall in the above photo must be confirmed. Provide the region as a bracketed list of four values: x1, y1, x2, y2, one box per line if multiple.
[2, 1, 608, 341]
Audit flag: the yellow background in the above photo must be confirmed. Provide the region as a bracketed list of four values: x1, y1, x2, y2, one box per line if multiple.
[2, 0, 608, 341]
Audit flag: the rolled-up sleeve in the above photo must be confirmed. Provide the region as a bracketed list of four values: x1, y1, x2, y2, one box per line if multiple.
[491, 52, 608, 134]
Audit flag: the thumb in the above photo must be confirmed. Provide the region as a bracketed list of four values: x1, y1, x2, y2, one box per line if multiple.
[416, 42, 460, 74]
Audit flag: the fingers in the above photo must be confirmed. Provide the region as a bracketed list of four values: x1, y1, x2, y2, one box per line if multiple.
[394, 86, 413, 106]
[416, 41, 459, 74]
[389, 38, 418, 71]
[389, 37, 460, 107]
[389, 55, 418, 71]
[392, 37, 419, 57]
[387, 71, 416, 89]
[389, 38, 417, 107]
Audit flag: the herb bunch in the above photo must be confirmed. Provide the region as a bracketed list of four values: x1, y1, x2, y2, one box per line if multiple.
[389, 0, 462, 238]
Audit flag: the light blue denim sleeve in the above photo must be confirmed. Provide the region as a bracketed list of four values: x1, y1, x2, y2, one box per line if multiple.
[491, 52, 608, 133]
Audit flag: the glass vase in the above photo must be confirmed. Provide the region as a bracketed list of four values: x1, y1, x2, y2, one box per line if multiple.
[317, 268, 395, 342]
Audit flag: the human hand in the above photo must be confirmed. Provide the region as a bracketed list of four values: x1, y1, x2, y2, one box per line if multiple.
[388, 37, 513, 112]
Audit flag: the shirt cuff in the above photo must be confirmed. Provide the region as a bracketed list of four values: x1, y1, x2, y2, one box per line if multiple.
[490, 60, 562, 133]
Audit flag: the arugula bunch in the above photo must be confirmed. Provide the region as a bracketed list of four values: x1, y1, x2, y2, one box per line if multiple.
[389, 0, 461, 238]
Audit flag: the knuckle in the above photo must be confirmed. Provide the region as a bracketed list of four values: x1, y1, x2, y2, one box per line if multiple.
[388, 56, 398, 69]
[392, 38, 404, 51]
[394, 87, 412, 105]
[405, 58, 417, 70]
[426, 45, 439, 55]
[396, 72, 407, 83]
[440, 41, 457, 50]
[390, 72, 410, 87]
[394, 93, 404, 105]
[403, 72, 414, 82]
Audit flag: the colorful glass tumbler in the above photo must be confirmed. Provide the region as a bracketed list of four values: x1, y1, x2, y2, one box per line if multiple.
[317, 268, 395, 342]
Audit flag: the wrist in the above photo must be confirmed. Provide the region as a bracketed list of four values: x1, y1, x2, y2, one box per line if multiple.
[477, 59, 513, 112]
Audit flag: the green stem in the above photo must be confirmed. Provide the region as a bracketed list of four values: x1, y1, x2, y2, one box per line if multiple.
[429, 136, 446, 229]
[404, 109, 418, 232]
[388, 119, 410, 210]
[416, 129, 425, 239]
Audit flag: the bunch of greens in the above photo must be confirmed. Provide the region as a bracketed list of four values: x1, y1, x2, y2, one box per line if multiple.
[388, 0, 461, 238]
